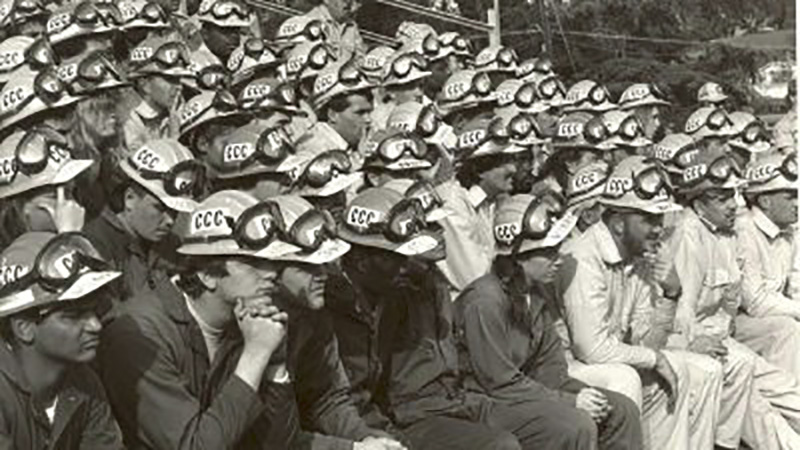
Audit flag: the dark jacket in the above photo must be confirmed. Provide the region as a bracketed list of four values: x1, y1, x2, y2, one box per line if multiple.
[0, 343, 123, 450]
[325, 270, 485, 429]
[454, 274, 587, 407]
[83, 209, 181, 313]
[99, 282, 366, 449]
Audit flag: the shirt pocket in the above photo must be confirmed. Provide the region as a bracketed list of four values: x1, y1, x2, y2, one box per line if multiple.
[702, 268, 739, 312]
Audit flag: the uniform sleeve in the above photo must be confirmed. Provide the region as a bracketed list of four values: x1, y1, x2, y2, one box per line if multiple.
[437, 197, 489, 291]
[122, 115, 146, 154]
[558, 253, 658, 369]
[526, 305, 585, 404]
[80, 369, 125, 449]
[789, 235, 800, 301]
[738, 231, 800, 319]
[100, 315, 267, 450]
[291, 313, 381, 442]
[668, 225, 706, 342]
[458, 288, 567, 405]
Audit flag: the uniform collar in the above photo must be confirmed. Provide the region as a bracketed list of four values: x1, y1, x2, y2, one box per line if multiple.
[467, 185, 488, 208]
[590, 221, 624, 266]
[752, 207, 783, 240]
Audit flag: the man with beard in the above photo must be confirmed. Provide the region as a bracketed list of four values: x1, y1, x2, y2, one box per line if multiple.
[83, 140, 202, 307]
[666, 147, 800, 449]
[558, 156, 727, 449]
[0, 232, 123, 448]
[734, 152, 800, 379]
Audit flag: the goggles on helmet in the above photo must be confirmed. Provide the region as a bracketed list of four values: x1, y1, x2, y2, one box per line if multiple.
[60, 50, 123, 92]
[747, 152, 797, 183]
[376, 133, 429, 162]
[315, 58, 364, 97]
[128, 157, 205, 197]
[403, 180, 444, 213]
[439, 33, 472, 55]
[442, 71, 492, 102]
[47, 2, 123, 34]
[682, 155, 741, 186]
[489, 114, 537, 142]
[283, 207, 338, 250]
[605, 164, 671, 200]
[291, 43, 332, 76]
[737, 121, 769, 145]
[518, 58, 554, 78]
[220, 126, 294, 173]
[0, 232, 110, 298]
[281, 19, 324, 42]
[510, 191, 566, 254]
[199, 0, 250, 20]
[0, 126, 71, 186]
[298, 150, 352, 188]
[196, 65, 229, 91]
[537, 76, 567, 101]
[345, 197, 428, 242]
[25, 37, 58, 70]
[391, 53, 428, 78]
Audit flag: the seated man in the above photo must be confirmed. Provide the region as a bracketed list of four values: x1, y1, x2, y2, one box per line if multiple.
[99, 190, 392, 449]
[455, 192, 642, 449]
[559, 156, 726, 450]
[668, 147, 800, 449]
[0, 232, 123, 448]
[734, 152, 800, 378]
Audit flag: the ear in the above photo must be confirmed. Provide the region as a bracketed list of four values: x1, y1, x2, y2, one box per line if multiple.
[365, 171, 382, 188]
[196, 270, 218, 292]
[606, 211, 625, 237]
[11, 317, 36, 345]
[123, 186, 140, 213]
[755, 193, 770, 210]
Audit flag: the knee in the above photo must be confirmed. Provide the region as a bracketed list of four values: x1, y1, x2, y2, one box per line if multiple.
[770, 316, 800, 344]
[603, 364, 643, 409]
[724, 345, 757, 378]
[552, 409, 598, 446]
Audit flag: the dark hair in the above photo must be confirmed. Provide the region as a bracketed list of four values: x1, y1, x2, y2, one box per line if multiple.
[176, 256, 230, 298]
[0, 195, 29, 250]
[492, 255, 533, 330]
[456, 153, 513, 188]
[318, 90, 374, 121]
[0, 308, 42, 345]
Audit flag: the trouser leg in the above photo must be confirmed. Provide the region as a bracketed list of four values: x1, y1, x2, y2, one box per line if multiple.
[568, 360, 643, 412]
[726, 338, 800, 450]
[482, 398, 597, 450]
[735, 314, 800, 380]
[401, 415, 521, 450]
[595, 388, 643, 450]
[640, 350, 718, 450]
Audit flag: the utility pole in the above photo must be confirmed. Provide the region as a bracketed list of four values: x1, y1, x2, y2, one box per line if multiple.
[537, 0, 553, 55]
[488, 0, 501, 46]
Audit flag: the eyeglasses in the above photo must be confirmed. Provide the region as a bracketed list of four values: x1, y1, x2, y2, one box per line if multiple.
[605, 164, 671, 200]
[537, 76, 567, 101]
[376, 133, 429, 163]
[442, 71, 492, 102]
[746, 153, 797, 183]
[199, 0, 250, 20]
[517, 58, 554, 78]
[298, 150, 352, 188]
[345, 197, 428, 242]
[46, 1, 123, 35]
[0, 232, 110, 298]
[0, 126, 72, 186]
[128, 156, 204, 197]
[391, 53, 428, 79]
[511, 191, 566, 254]
[682, 155, 740, 186]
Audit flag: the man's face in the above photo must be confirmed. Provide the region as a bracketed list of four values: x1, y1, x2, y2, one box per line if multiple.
[621, 211, 664, 257]
[637, 105, 663, 141]
[33, 300, 102, 364]
[125, 189, 177, 242]
[144, 75, 181, 112]
[201, 23, 241, 61]
[279, 263, 328, 310]
[446, 54, 465, 73]
[425, 59, 449, 98]
[478, 157, 518, 196]
[760, 190, 799, 228]
[577, 201, 604, 232]
[329, 93, 373, 148]
[325, 0, 360, 21]
[216, 258, 280, 309]
[695, 188, 738, 231]
[391, 79, 425, 104]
